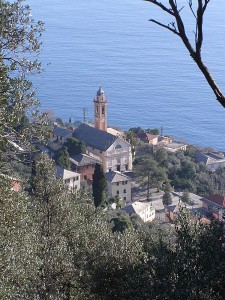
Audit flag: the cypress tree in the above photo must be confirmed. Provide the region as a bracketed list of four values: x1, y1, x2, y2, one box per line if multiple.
[92, 163, 107, 208]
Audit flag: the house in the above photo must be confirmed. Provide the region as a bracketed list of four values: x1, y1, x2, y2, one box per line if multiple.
[49, 127, 73, 150]
[73, 123, 132, 173]
[163, 142, 188, 152]
[56, 167, 80, 191]
[70, 153, 101, 182]
[121, 201, 155, 222]
[195, 151, 225, 171]
[0, 174, 22, 192]
[137, 132, 159, 145]
[105, 171, 131, 202]
[201, 194, 225, 221]
[157, 135, 173, 145]
[164, 192, 208, 222]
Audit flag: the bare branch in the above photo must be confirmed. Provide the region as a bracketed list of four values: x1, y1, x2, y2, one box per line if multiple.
[149, 19, 180, 36]
[146, 0, 225, 108]
[144, 0, 175, 16]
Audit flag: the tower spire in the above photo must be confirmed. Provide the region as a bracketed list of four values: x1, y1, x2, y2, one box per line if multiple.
[93, 87, 108, 131]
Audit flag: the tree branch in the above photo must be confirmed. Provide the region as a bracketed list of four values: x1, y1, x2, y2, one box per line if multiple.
[149, 19, 180, 36]
[146, 0, 225, 108]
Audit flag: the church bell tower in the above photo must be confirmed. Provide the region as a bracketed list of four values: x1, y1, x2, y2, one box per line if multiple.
[94, 87, 108, 131]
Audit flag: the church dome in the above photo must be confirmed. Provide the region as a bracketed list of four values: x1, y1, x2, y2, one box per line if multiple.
[97, 86, 104, 96]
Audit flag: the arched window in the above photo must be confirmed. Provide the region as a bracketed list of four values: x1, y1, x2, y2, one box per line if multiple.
[115, 144, 122, 149]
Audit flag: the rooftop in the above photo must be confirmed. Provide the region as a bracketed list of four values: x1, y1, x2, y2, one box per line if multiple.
[105, 171, 131, 183]
[53, 127, 72, 137]
[73, 123, 118, 151]
[122, 201, 154, 215]
[56, 167, 80, 180]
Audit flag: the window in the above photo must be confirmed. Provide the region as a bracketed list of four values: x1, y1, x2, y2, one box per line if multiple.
[123, 189, 126, 193]
[116, 190, 119, 195]
[124, 197, 126, 201]
[115, 144, 122, 149]
[122, 181, 127, 185]
[102, 106, 105, 114]
[116, 182, 119, 186]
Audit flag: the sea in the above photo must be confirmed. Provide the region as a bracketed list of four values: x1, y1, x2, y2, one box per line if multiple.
[27, 0, 225, 151]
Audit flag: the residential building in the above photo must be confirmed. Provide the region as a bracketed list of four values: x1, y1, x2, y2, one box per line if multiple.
[195, 151, 225, 171]
[56, 167, 80, 191]
[49, 127, 73, 150]
[163, 142, 188, 152]
[105, 171, 131, 202]
[70, 153, 101, 182]
[201, 194, 225, 221]
[138, 132, 159, 145]
[122, 201, 155, 222]
[0, 174, 22, 192]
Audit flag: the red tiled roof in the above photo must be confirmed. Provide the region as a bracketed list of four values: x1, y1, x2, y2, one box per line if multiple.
[145, 133, 158, 141]
[205, 194, 225, 207]
[138, 133, 158, 141]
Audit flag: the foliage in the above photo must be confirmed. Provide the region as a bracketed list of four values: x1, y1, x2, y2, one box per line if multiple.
[181, 189, 192, 205]
[146, 128, 160, 135]
[134, 157, 167, 199]
[64, 137, 86, 156]
[0, 0, 48, 163]
[92, 163, 107, 208]
[162, 191, 172, 206]
[54, 146, 70, 169]
[111, 215, 133, 233]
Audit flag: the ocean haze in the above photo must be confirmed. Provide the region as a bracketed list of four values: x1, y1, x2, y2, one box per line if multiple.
[28, 0, 225, 150]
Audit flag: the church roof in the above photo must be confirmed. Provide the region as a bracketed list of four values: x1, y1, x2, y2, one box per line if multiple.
[73, 123, 117, 151]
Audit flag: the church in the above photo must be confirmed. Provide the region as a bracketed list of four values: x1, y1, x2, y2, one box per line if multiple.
[73, 87, 132, 173]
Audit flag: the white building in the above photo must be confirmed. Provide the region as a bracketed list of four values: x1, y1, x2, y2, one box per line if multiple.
[56, 167, 80, 191]
[122, 201, 155, 222]
[105, 171, 131, 202]
[195, 151, 225, 171]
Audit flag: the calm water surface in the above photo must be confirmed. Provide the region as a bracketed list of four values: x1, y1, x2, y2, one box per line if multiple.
[28, 0, 225, 150]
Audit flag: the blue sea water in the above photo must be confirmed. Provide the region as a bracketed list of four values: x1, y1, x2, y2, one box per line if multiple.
[28, 0, 225, 150]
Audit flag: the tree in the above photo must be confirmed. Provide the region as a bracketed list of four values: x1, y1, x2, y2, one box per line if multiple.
[54, 146, 70, 169]
[134, 157, 167, 199]
[92, 163, 107, 208]
[146, 128, 160, 135]
[173, 208, 225, 299]
[145, 0, 225, 108]
[64, 137, 86, 156]
[110, 215, 133, 233]
[0, 0, 47, 162]
[162, 190, 172, 206]
[181, 189, 191, 204]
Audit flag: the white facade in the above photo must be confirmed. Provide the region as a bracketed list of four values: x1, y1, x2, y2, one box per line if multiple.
[56, 167, 81, 191]
[122, 201, 155, 223]
[86, 138, 132, 173]
[106, 172, 131, 202]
